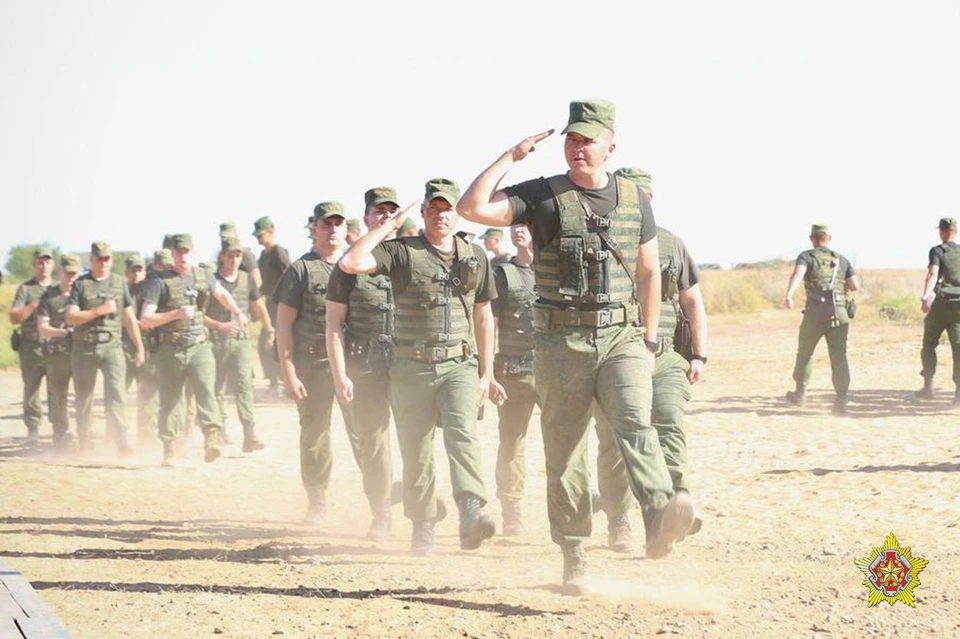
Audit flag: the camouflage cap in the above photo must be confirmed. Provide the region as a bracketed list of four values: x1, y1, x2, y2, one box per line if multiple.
[153, 249, 174, 267]
[364, 186, 399, 209]
[218, 222, 237, 237]
[33, 246, 54, 259]
[221, 235, 243, 252]
[479, 228, 503, 239]
[313, 201, 346, 221]
[424, 178, 460, 206]
[170, 233, 193, 250]
[810, 224, 830, 237]
[60, 253, 81, 273]
[252, 215, 274, 236]
[125, 254, 145, 270]
[91, 241, 112, 257]
[938, 217, 957, 230]
[398, 218, 418, 235]
[346, 218, 362, 232]
[614, 167, 652, 190]
[304, 215, 314, 229]
[561, 99, 616, 139]
[162, 234, 175, 250]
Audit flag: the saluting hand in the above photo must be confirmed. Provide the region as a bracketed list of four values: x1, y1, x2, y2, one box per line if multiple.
[388, 201, 419, 232]
[508, 129, 554, 163]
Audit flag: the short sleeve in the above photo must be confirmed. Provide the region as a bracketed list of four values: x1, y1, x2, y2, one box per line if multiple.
[68, 280, 82, 308]
[273, 261, 305, 309]
[241, 248, 258, 273]
[673, 235, 701, 291]
[472, 245, 497, 305]
[141, 276, 164, 307]
[326, 265, 357, 304]
[491, 267, 508, 317]
[796, 251, 812, 269]
[12, 284, 29, 309]
[121, 281, 133, 307]
[929, 246, 941, 269]
[638, 190, 658, 245]
[37, 290, 52, 318]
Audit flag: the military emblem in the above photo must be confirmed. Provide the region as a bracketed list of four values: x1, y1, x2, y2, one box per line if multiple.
[854, 532, 929, 607]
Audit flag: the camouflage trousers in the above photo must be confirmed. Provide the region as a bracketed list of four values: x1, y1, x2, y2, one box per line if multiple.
[156, 341, 221, 442]
[293, 357, 338, 498]
[213, 336, 256, 435]
[920, 301, 960, 386]
[72, 343, 128, 446]
[494, 371, 538, 502]
[258, 302, 280, 387]
[45, 349, 72, 438]
[792, 307, 851, 394]
[18, 342, 46, 434]
[125, 347, 159, 442]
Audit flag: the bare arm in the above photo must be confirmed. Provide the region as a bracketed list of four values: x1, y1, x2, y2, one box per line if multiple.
[325, 300, 353, 404]
[474, 300, 506, 406]
[845, 274, 860, 293]
[340, 202, 416, 275]
[783, 263, 808, 309]
[10, 300, 40, 325]
[636, 237, 661, 343]
[679, 283, 708, 384]
[922, 265, 938, 299]
[67, 298, 119, 327]
[249, 267, 263, 292]
[457, 130, 554, 226]
[140, 302, 187, 330]
[276, 302, 307, 400]
[38, 315, 70, 339]
[122, 306, 145, 366]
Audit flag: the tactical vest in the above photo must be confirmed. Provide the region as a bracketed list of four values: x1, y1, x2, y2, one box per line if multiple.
[495, 262, 535, 358]
[936, 243, 960, 301]
[207, 271, 250, 324]
[293, 256, 332, 359]
[157, 267, 210, 339]
[535, 174, 642, 306]
[346, 274, 394, 344]
[657, 229, 682, 338]
[17, 280, 47, 343]
[73, 273, 125, 345]
[803, 249, 847, 307]
[393, 235, 478, 346]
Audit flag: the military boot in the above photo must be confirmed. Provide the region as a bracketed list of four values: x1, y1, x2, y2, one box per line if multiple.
[410, 520, 435, 556]
[832, 393, 848, 416]
[501, 498, 524, 536]
[368, 505, 391, 541]
[915, 377, 934, 400]
[161, 441, 176, 467]
[785, 385, 806, 406]
[561, 544, 590, 596]
[203, 429, 222, 463]
[644, 491, 695, 560]
[241, 422, 265, 453]
[607, 511, 637, 554]
[457, 494, 496, 550]
[303, 492, 326, 525]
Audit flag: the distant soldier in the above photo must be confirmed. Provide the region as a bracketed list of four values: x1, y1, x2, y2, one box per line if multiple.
[783, 224, 860, 415]
[218, 222, 263, 292]
[67, 242, 144, 455]
[36, 254, 82, 451]
[490, 224, 537, 535]
[141, 233, 248, 465]
[253, 216, 290, 396]
[326, 187, 400, 540]
[10, 246, 55, 444]
[206, 235, 273, 451]
[345, 219, 363, 245]
[398, 218, 419, 238]
[480, 228, 512, 266]
[121, 254, 159, 444]
[917, 217, 960, 403]
[274, 202, 348, 523]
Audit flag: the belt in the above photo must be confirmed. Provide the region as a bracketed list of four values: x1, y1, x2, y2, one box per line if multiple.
[77, 330, 115, 345]
[531, 304, 638, 330]
[44, 340, 71, 355]
[495, 351, 534, 376]
[159, 331, 207, 347]
[211, 331, 249, 342]
[345, 334, 392, 359]
[296, 339, 326, 358]
[393, 342, 473, 364]
[655, 335, 674, 357]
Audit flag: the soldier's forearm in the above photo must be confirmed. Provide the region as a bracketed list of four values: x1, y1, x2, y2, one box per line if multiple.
[67, 308, 101, 327]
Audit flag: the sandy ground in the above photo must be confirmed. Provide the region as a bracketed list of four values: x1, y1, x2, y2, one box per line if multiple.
[1, 310, 959, 639]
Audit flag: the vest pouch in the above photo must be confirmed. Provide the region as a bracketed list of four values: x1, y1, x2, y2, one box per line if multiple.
[809, 290, 838, 324]
[196, 287, 211, 312]
[10, 329, 21, 352]
[661, 263, 679, 301]
[846, 298, 857, 320]
[453, 256, 480, 293]
[674, 317, 693, 361]
[558, 236, 587, 298]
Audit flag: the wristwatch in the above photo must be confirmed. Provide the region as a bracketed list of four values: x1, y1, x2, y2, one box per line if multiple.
[643, 339, 659, 354]
[690, 354, 708, 364]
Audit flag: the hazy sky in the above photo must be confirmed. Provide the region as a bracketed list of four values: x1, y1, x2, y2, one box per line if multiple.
[2, 1, 958, 271]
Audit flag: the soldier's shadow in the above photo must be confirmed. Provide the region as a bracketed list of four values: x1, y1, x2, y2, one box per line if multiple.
[689, 390, 953, 419]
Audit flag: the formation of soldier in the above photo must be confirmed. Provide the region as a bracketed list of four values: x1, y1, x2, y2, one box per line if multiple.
[7, 98, 954, 594]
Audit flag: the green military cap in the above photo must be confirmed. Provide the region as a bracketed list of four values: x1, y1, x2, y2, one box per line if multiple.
[162, 234, 175, 250]
[33, 246, 54, 259]
[218, 221, 237, 237]
[810, 224, 830, 237]
[938, 217, 958, 230]
[170, 233, 193, 250]
[153, 248, 173, 267]
[125, 254, 145, 270]
[399, 218, 418, 235]
[346, 218, 362, 232]
[252, 216, 274, 237]
[313, 201, 346, 220]
[424, 178, 460, 206]
[561, 99, 616, 139]
[91, 241, 112, 257]
[304, 215, 314, 229]
[221, 235, 243, 252]
[364, 186, 399, 209]
[479, 228, 503, 239]
[60, 253, 81, 273]
[614, 167, 652, 190]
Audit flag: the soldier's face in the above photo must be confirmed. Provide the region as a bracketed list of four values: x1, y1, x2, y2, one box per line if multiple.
[422, 198, 457, 237]
[222, 250, 243, 272]
[173, 248, 192, 272]
[365, 203, 398, 232]
[313, 216, 346, 249]
[91, 255, 112, 276]
[127, 266, 145, 285]
[483, 236, 500, 251]
[564, 131, 615, 174]
[256, 228, 273, 246]
[34, 256, 53, 279]
[510, 224, 532, 249]
[60, 270, 79, 288]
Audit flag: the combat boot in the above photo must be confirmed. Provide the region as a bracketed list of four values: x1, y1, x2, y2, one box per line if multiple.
[303, 492, 326, 525]
[785, 386, 806, 406]
[457, 494, 496, 550]
[241, 422, 265, 453]
[161, 441, 176, 467]
[644, 491, 695, 560]
[368, 505, 391, 541]
[832, 393, 848, 416]
[410, 520, 435, 556]
[607, 511, 637, 554]
[915, 377, 934, 400]
[501, 498, 525, 536]
[561, 544, 590, 596]
[203, 429, 222, 463]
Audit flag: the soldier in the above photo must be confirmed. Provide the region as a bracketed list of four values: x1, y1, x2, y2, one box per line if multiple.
[326, 187, 401, 540]
[398, 218, 419, 238]
[10, 247, 55, 444]
[340, 178, 505, 556]
[206, 235, 272, 451]
[66, 242, 145, 455]
[917, 217, 960, 403]
[274, 202, 348, 523]
[480, 228, 512, 266]
[457, 100, 692, 594]
[783, 224, 860, 415]
[490, 223, 537, 536]
[36, 254, 82, 451]
[346, 219, 363, 245]
[219, 222, 264, 291]
[253, 216, 289, 397]
[120, 254, 159, 444]
[594, 167, 709, 552]
[141, 233, 248, 465]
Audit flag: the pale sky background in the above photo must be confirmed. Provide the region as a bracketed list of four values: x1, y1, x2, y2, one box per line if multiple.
[2, 1, 958, 272]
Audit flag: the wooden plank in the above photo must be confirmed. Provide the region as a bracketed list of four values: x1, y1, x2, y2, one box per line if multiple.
[2, 573, 61, 620]
[0, 585, 25, 616]
[15, 617, 70, 639]
[0, 617, 26, 638]
[0, 560, 70, 637]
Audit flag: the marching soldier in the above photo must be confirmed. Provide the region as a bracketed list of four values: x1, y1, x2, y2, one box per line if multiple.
[253, 216, 289, 397]
[917, 217, 960, 403]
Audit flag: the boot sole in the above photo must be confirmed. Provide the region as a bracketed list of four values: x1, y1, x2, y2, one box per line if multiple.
[460, 519, 496, 550]
[646, 492, 695, 559]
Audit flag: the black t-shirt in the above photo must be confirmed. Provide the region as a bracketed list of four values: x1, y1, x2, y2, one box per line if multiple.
[326, 264, 357, 304]
[68, 275, 133, 309]
[491, 259, 535, 318]
[796, 247, 855, 280]
[37, 285, 69, 321]
[661, 230, 701, 292]
[504, 173, 658, 250]
[141, 268, 217, 308]
[929, 242, 960, 269]
[272, 251, 336, 311]
[258, 244, 292, 298]
[216, 271, 262, 303]
[369, 238, 497, 304]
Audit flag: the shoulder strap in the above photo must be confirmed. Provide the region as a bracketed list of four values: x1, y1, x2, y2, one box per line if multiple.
[574, 179, 639, 303]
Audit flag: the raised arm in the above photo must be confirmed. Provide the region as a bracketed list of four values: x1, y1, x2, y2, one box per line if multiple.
[340, 202, 416, 275]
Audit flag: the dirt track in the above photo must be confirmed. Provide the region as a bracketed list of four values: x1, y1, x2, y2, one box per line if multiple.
[1, 311, 958, 638]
